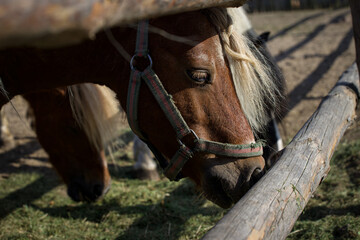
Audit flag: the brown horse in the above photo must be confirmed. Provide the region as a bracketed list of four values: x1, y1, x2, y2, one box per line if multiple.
[21, 84, 119, 202]
[0, 7, 284, 208]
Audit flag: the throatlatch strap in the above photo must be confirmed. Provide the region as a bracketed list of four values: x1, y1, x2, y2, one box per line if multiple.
[127, 70, 143, 138]
[135, 20, 149, 56]
[126, 20, 149, 139]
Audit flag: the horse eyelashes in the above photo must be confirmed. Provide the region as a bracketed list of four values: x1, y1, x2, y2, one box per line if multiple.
[187, 69, 211, 85]
[192, 71, 208, 80]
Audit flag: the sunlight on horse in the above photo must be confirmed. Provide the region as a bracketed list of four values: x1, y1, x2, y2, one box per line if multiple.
[0, 7, 285, 208]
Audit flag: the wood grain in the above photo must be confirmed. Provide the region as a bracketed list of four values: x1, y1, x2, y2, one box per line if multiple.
[0, 0, 246, 48]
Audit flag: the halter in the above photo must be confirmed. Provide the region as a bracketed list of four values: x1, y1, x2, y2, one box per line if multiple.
[126, 20, 264, 181]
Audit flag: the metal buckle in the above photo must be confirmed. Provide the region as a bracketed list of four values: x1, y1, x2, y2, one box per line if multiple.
[177, 129, 199, 148]
[130, 53, 153, 71]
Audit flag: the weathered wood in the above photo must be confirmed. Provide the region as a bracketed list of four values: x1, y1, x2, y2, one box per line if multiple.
[350, 0, 360, 74]
[202, 63, 359, 240]
[0, 0, 246, 48]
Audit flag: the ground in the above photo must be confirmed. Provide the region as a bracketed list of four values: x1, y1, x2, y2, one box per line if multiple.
[0, 97, 53, 180]
[248, 7, 356, 141]
[0, 6, 358, 240]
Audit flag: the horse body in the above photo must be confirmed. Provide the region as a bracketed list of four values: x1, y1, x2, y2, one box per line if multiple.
[0, 7, 284, 208]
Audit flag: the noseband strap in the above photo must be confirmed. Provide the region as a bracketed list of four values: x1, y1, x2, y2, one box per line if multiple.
[127, 20, 264, 180]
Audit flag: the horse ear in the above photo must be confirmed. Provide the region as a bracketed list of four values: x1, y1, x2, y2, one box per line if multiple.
[259, 31, 270, 43]
[254, 31, 271, 48]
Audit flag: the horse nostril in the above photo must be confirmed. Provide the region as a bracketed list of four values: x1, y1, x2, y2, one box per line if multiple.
[93, 184, 104, 197]
[253, 167, 262, 176]
[251, 167, 264, 183]
[67, 184, 81, 202]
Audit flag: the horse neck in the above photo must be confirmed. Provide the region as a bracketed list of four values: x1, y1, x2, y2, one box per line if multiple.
[0, 27, 133, 100]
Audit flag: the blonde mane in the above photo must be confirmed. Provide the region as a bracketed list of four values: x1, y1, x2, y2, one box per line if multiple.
[203, 7, 283, 134]
[68, 83, 122, 151]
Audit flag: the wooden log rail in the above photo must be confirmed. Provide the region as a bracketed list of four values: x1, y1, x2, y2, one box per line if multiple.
[202, 63, 360, 240]
[0, 0, 246, 48]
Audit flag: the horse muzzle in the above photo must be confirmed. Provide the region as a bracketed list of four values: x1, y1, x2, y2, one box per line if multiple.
[200, 155, 265, 208]
[67, 177, 111, 202]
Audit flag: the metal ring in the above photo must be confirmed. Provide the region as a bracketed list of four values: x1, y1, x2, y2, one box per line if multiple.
[189, 129, 200, 141]
[177, 138, 185, 147]
[130, 54, 153, 71]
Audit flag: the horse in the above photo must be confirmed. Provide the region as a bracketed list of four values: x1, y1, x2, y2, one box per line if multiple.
[0, 7, 285, 208]
[133, 8, 285, 180]
[19, 84, 119, 202]
[25, 84, 161, 186]
[133, 135, 160, 180]
[1, 83, 160, 202]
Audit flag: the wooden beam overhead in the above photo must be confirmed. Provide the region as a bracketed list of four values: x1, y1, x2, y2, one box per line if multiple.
[0, 0, 247, 48]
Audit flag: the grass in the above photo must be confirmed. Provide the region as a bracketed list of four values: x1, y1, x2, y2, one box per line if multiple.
[288, 141, 360, 240]
[1, 129, 360, 239]
[0, 129, 226, 240]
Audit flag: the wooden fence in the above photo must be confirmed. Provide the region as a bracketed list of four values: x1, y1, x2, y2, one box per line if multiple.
[202, 63, 359, 240]
[0, 0, 359, 239]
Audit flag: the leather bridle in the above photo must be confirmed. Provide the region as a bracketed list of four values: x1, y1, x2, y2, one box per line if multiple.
[126, 20, 264, 180]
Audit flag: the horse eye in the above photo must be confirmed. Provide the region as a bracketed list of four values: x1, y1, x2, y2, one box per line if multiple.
[186, 69, 211, 85]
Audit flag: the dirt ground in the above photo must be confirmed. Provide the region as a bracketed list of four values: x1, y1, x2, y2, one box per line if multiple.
[0, 98, 52, 180]
[0, 6, 357, 196]
[248, 7, 357, 141]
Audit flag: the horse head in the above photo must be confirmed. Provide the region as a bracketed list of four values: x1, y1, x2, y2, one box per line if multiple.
[23, 85, 116, 202]
[113, 8, 283, 208]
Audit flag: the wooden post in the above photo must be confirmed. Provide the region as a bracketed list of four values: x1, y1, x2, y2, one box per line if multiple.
[202, 63, 359, 240]
[350, 0, 360, 74]
[0, 0, 247, 48]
